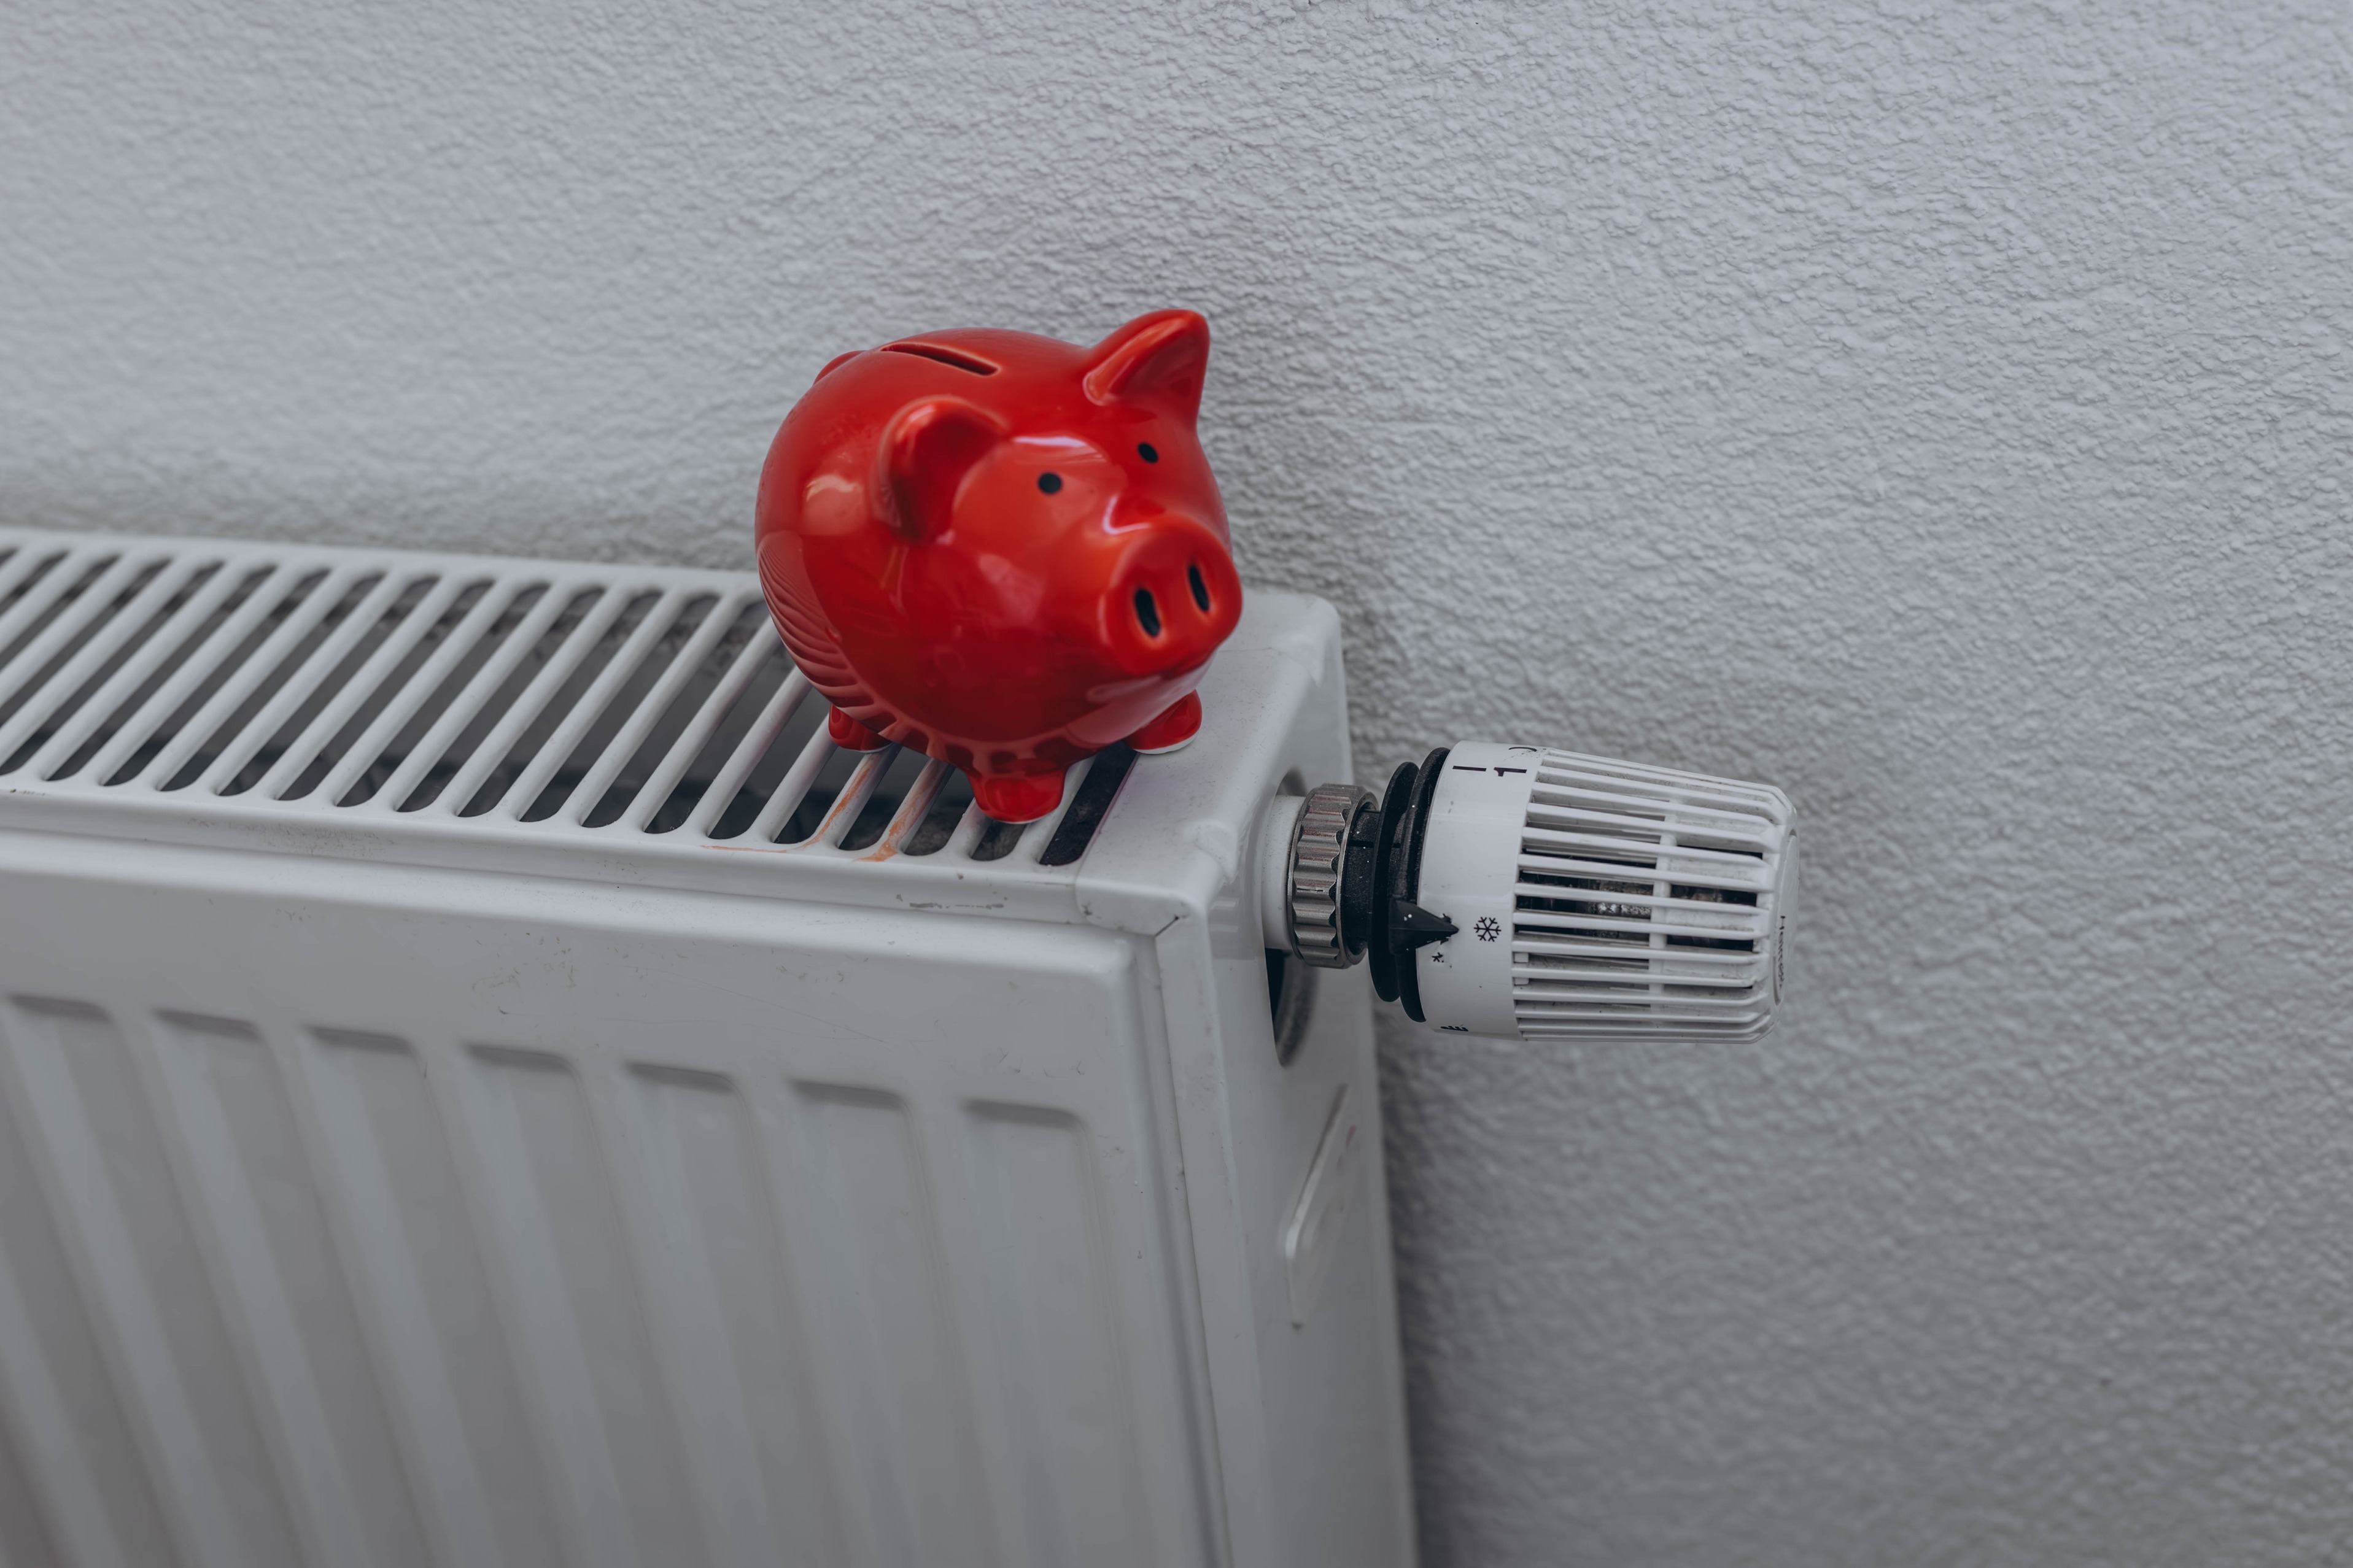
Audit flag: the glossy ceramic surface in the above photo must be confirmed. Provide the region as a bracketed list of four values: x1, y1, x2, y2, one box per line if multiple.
[756, 311, 1242, 822]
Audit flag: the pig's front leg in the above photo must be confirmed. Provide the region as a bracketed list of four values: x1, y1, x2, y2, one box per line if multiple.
[1123, 691, 1201, 755]
[969, 769, 1066, 825]
[826, 706, 891, 751]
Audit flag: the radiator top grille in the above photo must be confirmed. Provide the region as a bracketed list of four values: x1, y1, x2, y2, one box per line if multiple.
[0, 528, 1127, 883]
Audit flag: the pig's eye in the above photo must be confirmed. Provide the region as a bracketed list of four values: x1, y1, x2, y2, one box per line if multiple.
[1137, 443, 1160, 463]
[1037, 473, 1063, 494]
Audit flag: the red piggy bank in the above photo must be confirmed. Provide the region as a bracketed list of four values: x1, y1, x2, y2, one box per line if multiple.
[755, 309, 1243, 824]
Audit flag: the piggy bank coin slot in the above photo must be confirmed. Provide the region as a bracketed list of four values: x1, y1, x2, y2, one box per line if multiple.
[880, 342, 999, 376]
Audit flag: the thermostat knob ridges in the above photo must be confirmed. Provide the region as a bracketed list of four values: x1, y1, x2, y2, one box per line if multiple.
[1286, 782, 1373, 968]
[1263, 742, 1798, 1043]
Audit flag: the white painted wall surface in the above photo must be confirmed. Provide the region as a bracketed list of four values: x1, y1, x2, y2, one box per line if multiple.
[4, 3, 2349, 1562]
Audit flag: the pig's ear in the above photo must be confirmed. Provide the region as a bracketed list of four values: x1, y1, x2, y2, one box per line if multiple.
[878, 396, 1006, 543]
[1083, 310, 1210, 423]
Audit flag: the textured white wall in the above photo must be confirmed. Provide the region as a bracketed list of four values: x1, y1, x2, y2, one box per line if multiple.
[6, 2, 2351, 1562]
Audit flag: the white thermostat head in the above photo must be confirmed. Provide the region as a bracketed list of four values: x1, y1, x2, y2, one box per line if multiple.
[1269, 741, 1796, 1044]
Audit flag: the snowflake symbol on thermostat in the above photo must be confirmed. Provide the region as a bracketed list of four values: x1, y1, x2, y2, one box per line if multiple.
[1474, 916, 1500, 941]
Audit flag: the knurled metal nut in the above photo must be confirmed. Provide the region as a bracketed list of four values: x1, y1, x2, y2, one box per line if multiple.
[1288, 781, 1372, 968]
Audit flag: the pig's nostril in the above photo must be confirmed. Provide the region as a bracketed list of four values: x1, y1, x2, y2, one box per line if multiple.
[1187, 563, 1212, 614]
[1133, 589, 1163, 638]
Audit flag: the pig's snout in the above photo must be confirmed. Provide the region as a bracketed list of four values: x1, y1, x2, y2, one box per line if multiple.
[1102, 523, 1242, 676]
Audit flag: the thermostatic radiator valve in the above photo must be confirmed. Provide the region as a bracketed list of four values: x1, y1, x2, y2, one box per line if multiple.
[1262, 744, 1797, 1043]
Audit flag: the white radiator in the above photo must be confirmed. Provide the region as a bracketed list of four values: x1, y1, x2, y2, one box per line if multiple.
[0, 527, 1411, 1568]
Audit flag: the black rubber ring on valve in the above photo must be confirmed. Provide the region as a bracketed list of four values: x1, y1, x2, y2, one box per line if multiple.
[1365, 759, 1419, 1003]
[1396, 747, 1450, 1022]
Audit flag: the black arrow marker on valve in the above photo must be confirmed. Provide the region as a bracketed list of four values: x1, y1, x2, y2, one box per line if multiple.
[1388, 899, 1458, 952]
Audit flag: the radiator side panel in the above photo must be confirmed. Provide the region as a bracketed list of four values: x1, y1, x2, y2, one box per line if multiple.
[1080, 591, 1417, 1568]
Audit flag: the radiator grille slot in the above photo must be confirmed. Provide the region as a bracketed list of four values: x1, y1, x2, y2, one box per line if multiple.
[460, 588, 659, 819]
[399, 586, 607, 814]
[0, 529, 1128, 875]
[153, 567, 354, 790]
[4, 559, 211, 776]
[281, 576, 495, 803]
[521, 590, 720, 824]
[0, 555, 167, 757]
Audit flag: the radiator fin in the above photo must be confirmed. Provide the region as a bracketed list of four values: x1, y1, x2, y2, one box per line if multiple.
[793, 1086, 999, 1568]
[0, 991, 1190, 1567]
[463, 1048, 704, 1568]
[0, 1017, 178, 1568]
[624, 1068, 850, 1568]
[0, 1000, 303, 1568]
[965, 1104, 1150, 1568]
[304, 1031, 562, 1568]
[0, 528, 1130, 876]
[147, 1015, 428, 1568]
[0, 1394, 58, 1568]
